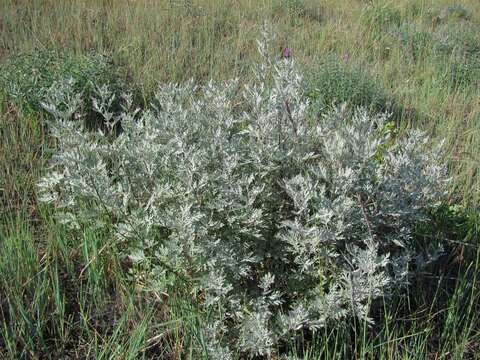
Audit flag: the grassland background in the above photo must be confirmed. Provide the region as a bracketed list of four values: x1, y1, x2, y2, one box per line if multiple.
[0, 0, 479, 359]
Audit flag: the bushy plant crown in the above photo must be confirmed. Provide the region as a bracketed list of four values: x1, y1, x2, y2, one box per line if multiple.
[38, 29, 449, 358]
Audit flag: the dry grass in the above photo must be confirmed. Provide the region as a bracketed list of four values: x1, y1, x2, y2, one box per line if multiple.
[0, 0, 479, 358]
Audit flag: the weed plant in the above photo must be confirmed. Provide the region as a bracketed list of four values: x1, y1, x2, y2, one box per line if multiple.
[36, 31, 451, 358]
[305, 58, 393, 115]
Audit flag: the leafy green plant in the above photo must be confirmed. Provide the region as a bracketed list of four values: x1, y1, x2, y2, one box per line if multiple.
[37, 31, 450, 358]
[0, 50, 126, 118]
[305, 58, 392, 114]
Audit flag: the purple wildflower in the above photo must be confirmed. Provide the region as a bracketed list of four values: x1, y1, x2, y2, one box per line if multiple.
[283, 47, 292, 59]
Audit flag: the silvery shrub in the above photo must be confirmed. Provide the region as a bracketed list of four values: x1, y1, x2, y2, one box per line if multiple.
[38, 29, 449, 358]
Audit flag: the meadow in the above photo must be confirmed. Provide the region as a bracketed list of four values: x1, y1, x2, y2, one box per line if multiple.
[0, 0, 479, 358]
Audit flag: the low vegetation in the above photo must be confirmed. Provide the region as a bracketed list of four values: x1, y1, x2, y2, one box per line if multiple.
[0, 0, 479, 359]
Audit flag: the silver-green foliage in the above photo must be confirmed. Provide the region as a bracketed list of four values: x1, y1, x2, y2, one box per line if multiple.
[38, 31, 449, 358]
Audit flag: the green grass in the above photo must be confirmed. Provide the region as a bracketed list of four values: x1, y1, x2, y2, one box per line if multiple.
[0, 216, 155, 359]
[0, 93, 47, 217]
[0, 0, 479, 358]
